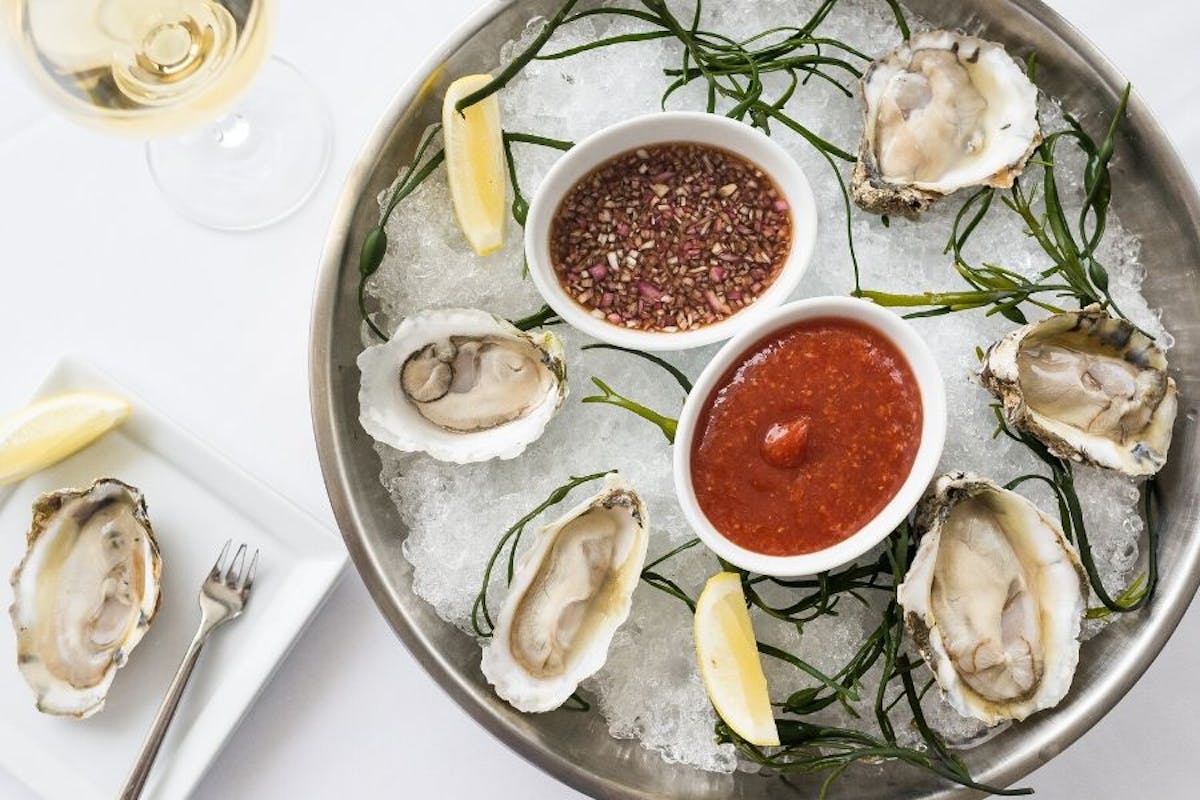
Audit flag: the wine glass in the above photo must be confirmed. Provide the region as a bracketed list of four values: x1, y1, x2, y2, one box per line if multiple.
[3, 0, 332, 230]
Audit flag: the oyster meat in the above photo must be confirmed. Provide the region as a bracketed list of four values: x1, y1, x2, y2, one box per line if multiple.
[981, 306, 1178, 476]
[898, 473, 1086, 725]
[358, 308, 567, 463]
[481, 474, 648, 712]
[852, 30, 1040, 217]
[9, 478, 162, 718]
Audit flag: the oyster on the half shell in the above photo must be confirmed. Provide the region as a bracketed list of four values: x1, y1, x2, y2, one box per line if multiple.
[981, 306, 1178, 476]
[481, 474, 648, 713]
[897, 473, 1086, 725]
[358, 308, 567, 463]
[852, 30, 1041, 217]
[9, 478, 162, 718]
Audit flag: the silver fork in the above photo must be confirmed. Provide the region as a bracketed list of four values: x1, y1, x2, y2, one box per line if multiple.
[118, 541, 259, 800]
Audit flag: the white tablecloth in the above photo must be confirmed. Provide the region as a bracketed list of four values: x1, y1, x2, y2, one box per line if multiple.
[0, 1, 1196, 798]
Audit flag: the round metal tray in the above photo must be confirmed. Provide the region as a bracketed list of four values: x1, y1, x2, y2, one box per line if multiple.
[310, 2, 1200, 796]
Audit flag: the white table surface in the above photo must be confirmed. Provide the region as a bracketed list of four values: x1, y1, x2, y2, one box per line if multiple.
[0, 1, 1197, 798]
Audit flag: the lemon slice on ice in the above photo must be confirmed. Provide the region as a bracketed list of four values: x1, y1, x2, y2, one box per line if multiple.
[442, 74, 507, 256]
[694, 572, 780, 746]
[0, 392, 131, 486]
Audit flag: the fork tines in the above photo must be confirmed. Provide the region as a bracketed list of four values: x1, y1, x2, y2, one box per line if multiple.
[210, 539, 260, 595]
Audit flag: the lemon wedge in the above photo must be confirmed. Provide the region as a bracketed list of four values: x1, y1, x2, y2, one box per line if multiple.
[0, 392, 131, 486]
[442, 74, 507, 256]
[694, 572, 780, 746]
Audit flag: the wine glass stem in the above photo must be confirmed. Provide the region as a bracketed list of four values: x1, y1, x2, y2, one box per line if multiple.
[212, 113, 251, 148]
[145, 56, 332, 231]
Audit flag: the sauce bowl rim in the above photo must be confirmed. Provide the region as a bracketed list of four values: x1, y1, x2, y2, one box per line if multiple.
[672, 296, 948, 577]
[524, 110, 819, 352]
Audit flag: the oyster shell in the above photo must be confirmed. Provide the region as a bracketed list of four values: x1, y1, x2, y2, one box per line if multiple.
[981, 306, 1177, 476]
[481, 474, 648, 712]
[898, 473, 1086, 725]
[358, 308, 567, 463]
[9, 478, 162, 718]
[852, 30, 1041, 217]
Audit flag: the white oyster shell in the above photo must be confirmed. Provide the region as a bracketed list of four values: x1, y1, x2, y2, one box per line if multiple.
[852, 30, 1041, 217]
[897, 473, 1086, 725]
[980, 306, 1177, 476]
[481, 474, 648, 713]
[9, 478, 162, 718]
[357, 308, 567, 464]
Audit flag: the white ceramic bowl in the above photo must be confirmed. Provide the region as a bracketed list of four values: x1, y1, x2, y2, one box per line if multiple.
[524, 111, 818, 352]
[673, 296, 948, 577]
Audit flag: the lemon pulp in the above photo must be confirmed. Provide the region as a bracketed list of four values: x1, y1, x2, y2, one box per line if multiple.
[694, 571, 779, 746]
[0, 392, 131, 485]
[442, 74, 507, 256]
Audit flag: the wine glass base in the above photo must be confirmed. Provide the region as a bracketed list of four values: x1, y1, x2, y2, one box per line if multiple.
[146, 57, 332, 231]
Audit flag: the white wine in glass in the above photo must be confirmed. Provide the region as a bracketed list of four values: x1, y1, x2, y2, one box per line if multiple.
[5, 0, 331, 229]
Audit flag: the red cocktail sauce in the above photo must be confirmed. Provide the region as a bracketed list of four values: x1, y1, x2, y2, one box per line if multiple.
[690, 317, 923, 556]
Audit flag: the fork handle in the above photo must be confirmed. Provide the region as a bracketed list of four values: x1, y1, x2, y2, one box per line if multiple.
[118, 628, 208, 800]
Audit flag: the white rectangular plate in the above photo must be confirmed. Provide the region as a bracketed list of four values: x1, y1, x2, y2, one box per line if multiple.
[0, 358, 346, 800]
